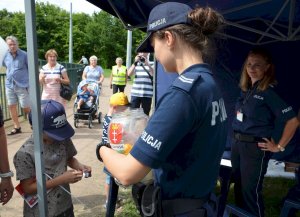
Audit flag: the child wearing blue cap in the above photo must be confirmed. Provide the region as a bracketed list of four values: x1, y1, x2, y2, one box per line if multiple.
[97, 2, 226, 217]
[13, 100, 91, 217]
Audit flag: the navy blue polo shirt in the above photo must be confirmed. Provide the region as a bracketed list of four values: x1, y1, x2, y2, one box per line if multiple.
[232, 84, 296, 137]
[131, 64, 228, 199]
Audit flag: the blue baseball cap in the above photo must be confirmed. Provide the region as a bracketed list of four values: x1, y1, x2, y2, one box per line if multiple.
[136, 2, 192, 53]
[29, 100, 74, 141]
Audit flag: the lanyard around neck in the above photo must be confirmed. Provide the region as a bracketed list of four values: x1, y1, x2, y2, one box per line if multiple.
[242, 81, 260, 106]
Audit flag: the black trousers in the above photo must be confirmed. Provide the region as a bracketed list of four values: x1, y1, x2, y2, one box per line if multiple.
[231, 139, 272, 217]
[112, 84, 125, 94]
[130, 96, 152, 115]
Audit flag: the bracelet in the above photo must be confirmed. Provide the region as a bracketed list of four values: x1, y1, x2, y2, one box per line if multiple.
[277, 144, 285, 152]
[96, 142, 111, 162]
[0, 170, 14, 178]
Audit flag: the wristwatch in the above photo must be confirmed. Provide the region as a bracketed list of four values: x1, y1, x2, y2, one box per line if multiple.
[0, 170, 14, 178]
[277, 144, 285, 152]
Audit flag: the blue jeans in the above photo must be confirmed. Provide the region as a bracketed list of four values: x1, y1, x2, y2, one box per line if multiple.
[6, 86, 30, 107]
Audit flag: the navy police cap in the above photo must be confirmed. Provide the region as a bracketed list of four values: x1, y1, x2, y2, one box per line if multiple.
[136, 2, 192, 53]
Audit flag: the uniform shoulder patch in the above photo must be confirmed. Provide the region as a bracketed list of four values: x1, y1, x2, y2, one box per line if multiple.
[173, 72, 202, 92]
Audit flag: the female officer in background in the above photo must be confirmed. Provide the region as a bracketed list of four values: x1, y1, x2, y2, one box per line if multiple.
[231, 47, 299, 217]
[97, 2, 227, 216]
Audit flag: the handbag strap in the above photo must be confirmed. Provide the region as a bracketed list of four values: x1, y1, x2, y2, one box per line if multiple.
[59, 65, 63, 78]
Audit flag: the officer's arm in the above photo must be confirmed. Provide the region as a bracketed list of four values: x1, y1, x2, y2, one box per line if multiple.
[276, 117, 299, 150]
[100, 147, 151, 186]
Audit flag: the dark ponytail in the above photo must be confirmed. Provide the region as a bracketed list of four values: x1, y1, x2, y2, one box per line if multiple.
[189, 7, 224, 36]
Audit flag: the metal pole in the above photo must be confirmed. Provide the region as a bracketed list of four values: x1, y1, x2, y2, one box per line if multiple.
[126, 30, 132, 68]
[24, 0, 48, 216]
[69, 2, 73, 63]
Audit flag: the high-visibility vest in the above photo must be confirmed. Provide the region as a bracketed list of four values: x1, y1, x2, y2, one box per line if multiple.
[112, 65, 127, 85]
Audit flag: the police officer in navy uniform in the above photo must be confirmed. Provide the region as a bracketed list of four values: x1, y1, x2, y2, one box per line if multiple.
[231, 47, 299, 217]
[97, 2, 227, 216]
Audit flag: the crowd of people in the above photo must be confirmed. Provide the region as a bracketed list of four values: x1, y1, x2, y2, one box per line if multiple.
[1, 2, 300, 216]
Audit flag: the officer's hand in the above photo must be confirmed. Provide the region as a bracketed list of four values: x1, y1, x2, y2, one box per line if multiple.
[96, 142, 111, 162]
[258, 138, 278, 152]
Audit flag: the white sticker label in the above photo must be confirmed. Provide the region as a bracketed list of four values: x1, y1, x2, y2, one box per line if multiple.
[237, 111, 243, 122]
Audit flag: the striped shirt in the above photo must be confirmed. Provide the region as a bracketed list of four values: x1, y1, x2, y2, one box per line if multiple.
[131, 65, 153, 98]
[40, 63, 67, 107]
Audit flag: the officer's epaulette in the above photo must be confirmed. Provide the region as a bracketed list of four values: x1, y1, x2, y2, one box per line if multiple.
[173, 72, 202, 92]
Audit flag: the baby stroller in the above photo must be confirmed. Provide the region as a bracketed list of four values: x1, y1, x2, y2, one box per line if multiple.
[73, 80, 102, 128]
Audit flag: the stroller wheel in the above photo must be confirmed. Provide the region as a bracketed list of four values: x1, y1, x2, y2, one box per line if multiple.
[74, 118, 79, 128]
[98, 112, 102, 124]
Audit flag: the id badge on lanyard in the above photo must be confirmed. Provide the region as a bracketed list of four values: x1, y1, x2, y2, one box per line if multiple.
[236, 109, 243, 122]
[236, 82, 260, 123]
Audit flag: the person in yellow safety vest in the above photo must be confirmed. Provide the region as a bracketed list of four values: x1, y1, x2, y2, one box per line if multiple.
[110, 57, 127, 94]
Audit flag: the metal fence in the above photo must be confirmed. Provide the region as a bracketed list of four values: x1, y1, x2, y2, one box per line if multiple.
[0, 61, 84, 121]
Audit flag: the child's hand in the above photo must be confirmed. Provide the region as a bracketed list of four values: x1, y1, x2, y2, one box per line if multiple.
[61, 169, 83, 184]
[79, 165, 92, 173]
[88, 88, 94, 94]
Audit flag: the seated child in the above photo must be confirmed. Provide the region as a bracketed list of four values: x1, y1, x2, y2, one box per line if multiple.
[13, 100, 91, 217]
[77, 82, 94, 109]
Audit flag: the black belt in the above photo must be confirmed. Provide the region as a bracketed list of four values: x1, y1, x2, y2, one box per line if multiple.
[234, 132, 267, 143]
[162, 195, 209, 216]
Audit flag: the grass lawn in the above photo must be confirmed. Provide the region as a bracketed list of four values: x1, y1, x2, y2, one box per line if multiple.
[114, 177, 299, 217]
[103, 68, 111, 77]
[225, 177, 300, 216]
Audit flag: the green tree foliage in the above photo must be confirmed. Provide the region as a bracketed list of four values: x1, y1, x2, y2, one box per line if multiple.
[86, 12, 128, 68]
[35, 2, 69, 60]
[0, 10, 26, 49]
[0, 2, 144, 67]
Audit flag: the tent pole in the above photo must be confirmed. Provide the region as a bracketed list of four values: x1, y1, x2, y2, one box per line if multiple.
[24, 0, 48, 216]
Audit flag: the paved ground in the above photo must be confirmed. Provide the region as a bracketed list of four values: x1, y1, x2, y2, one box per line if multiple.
[0, 79, 132, 217]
